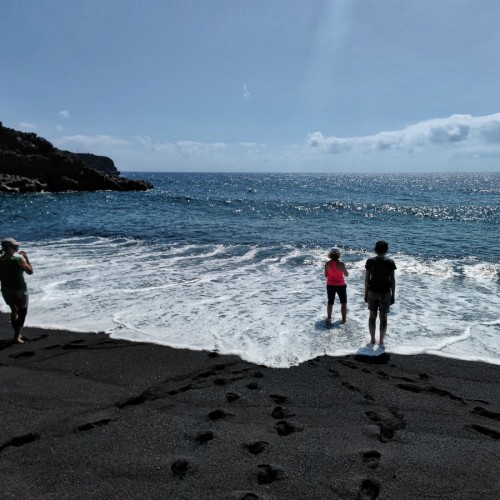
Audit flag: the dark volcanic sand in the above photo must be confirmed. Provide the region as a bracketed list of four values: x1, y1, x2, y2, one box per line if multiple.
[1, 314, 499, 499]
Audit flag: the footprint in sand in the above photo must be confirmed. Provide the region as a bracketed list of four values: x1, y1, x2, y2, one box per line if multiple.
[171, 459, 189, 478]
[75, 419, 113, 432]
[275, 420, 303, 436]
[365, 411, 380, 422]
[396, 383, 465, 403]
[9, 350, 35, 359]
[362, 450, 381, 469]
[472, 407, 500, 421]
[62, 341, 88, 350]
[339, 359, 358, 369]
[358, 478, 380, 499]
[244, 441, 269, 455]
[342, 381, 361, 393]
[213, 378, 228, 386]
[116, 392, 152, 409]
[269, 394, 289, 404]
[379, 425, 396, 443]
[365, 410, 405, 443]
[271, 406, 295, 419]
[168, 384, 193, 395]
[44, 344, 61, 350]
[0, 432, 40, 452]
[195, 431, 214, 444]
[208, 409, 234, 420]
[468, 424, 500, 440]
[195, 370, 217, 379]
[364, 393, 376, 404]
[256, 464, 283, 484]
[226, 392, 240, 402]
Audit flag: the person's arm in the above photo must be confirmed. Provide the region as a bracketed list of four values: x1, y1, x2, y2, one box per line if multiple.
[324, 262, 329, 278]
[339, 261, 349, 277]
[389, 270, 395, 304]
[364, 269, 370, 302]
[18, 251, 33, 274]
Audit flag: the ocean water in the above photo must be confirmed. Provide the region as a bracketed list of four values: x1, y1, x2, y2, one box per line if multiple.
[1, 172, 499, 367]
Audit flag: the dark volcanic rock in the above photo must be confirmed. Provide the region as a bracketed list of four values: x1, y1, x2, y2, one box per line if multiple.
[73, 153, 120, 176]
[0, 123, 152, 193]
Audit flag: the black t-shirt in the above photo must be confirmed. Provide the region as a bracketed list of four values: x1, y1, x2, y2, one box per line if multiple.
[365, 256, 396, 293]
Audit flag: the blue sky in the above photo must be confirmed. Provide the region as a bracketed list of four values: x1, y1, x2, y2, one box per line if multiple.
[2, 0, 500, 172]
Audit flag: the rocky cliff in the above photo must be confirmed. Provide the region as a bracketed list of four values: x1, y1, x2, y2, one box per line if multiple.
[0, 123, 153, 193]
[72, 153, 120, 176]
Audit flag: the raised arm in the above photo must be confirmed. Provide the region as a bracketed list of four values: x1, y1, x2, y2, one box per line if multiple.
[18, 251, 33, 275]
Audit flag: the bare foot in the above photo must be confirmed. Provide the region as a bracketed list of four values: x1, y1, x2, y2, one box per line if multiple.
[14, 336, 26, 344]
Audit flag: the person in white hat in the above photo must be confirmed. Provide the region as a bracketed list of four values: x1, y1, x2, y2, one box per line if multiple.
[0, 238, 33, 344]
[324, 247, 349, 324]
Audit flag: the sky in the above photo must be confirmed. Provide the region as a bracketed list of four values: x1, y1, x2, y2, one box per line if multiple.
[2, 0, 500, 173]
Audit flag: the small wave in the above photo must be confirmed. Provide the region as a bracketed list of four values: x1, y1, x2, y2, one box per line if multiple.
[13, 237, 498, 367]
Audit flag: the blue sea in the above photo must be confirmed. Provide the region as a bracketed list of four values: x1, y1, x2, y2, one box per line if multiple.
[1, 172, 499, 367]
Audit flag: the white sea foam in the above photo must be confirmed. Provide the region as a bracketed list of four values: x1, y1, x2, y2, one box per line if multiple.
[3, 237, 499, 367]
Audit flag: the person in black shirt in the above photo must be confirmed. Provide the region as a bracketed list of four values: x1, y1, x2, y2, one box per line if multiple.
[0, 238, 33, 344]
[364, 240, 396, 347]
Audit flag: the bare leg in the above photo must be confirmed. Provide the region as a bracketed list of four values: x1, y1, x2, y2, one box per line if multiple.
[9, 306, 23, 343]
[368, 310, 377, 344]
[379, 313, 388, 345]
[9, 306, 18, 328]
[341, 303, 347, 323]
[11, 306, 28, 344]
[327, 304, 333, 321]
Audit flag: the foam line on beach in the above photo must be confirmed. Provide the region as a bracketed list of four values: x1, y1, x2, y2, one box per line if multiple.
[4, 236, 499, 368]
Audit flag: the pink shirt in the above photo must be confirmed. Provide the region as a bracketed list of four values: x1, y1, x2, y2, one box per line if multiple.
[326, 260, 346, 286]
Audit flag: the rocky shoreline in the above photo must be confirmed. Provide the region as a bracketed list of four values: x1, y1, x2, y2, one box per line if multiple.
[0, 122, 152, 193]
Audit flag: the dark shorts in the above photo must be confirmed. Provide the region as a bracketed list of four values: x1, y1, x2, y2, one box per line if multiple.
[2, 289, 29, 308]
[327, 285, 347, 305]
[367, 290, 391, 314]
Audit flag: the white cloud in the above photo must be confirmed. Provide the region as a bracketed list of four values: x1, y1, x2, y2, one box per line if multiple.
[58, 110, 70, 119]
[58, 134, 131, 149]
[47, 113, 499, 173]
[135, 138, 227, 157]
[308, 113, 500, 154]
[133, 138, 269, 158]
[243, 84, 251, 100]
[155, 140, 226, 157]
[19, 122, 37, 131]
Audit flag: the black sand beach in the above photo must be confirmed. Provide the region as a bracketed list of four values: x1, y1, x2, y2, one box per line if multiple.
[1, 314, 499, 499]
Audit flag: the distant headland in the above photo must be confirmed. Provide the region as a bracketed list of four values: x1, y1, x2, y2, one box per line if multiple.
[0, 122, 153, 193]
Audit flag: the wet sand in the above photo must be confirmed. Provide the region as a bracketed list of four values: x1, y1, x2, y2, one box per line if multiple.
[1, 314, 499, 499]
